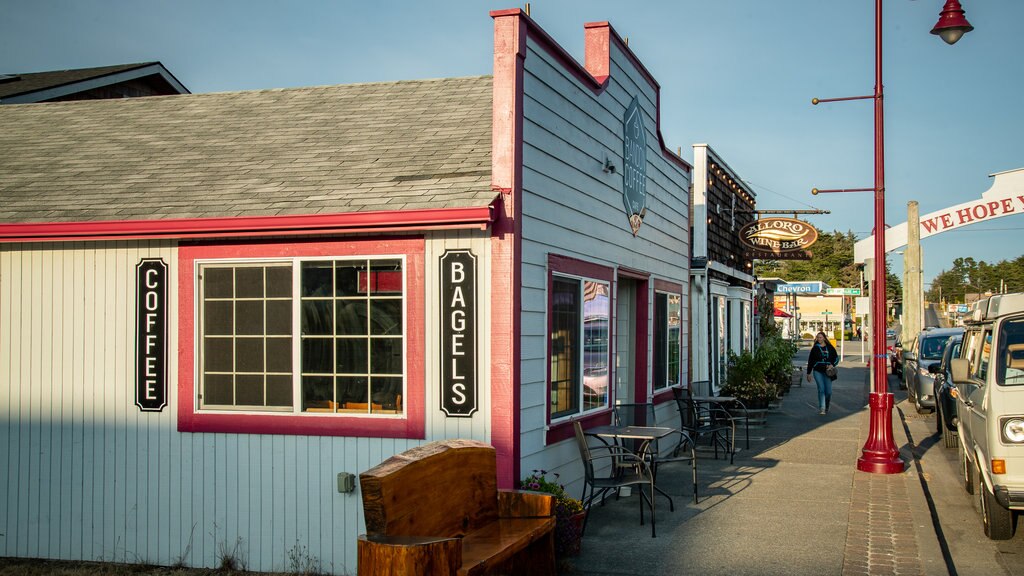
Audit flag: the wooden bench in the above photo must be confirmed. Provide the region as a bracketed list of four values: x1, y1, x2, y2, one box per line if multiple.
[357, 439, 556, 576]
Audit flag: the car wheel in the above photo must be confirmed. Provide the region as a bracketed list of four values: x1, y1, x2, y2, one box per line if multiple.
[981, 476, 1015, 540]
[962, 444, 976, 495]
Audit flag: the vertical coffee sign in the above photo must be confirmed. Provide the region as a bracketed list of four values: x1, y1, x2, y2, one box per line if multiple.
[622, 95, 647, 236]
[440, 250, 477, 417]
[136, 258, 167, 412]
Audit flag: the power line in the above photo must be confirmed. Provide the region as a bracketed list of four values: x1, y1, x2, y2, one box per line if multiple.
[741, 179, 823, 211]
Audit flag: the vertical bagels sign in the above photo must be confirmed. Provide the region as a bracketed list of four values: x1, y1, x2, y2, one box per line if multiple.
[739, 217, 818, 260]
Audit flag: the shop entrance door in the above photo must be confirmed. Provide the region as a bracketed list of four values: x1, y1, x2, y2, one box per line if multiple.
[615, 279, 636, 403]
[615, 274, 648, 404]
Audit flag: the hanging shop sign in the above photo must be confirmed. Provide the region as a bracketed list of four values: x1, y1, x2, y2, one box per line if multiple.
[739, 217, 818, 260]
[135, 258, 167, 412]
[440, 249, 477, 417]
[622, 95, 647, 235]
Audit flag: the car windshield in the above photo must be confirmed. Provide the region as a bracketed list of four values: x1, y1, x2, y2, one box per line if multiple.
[920, 336, 953, 360]
[998, 317, 1024, 386]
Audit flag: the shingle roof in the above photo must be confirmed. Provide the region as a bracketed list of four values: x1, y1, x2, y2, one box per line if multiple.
[0, 62, 162, 99]
[0, 76, 495, 223]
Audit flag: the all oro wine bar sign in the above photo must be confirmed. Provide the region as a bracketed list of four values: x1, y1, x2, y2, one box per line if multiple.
[739, 217, 818, 260]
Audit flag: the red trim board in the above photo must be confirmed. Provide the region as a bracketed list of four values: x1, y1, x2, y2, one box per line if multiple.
[0, 206, 495, 243]
[177, 236, 426, 438]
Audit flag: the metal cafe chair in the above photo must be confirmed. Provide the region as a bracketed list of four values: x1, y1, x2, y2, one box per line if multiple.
[613, 402, 698, 505]
[671, 386, 735, 464]
[573, 420, 658, 537]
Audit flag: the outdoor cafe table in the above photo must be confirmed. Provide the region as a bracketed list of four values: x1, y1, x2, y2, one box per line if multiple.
[691, 395, 752, 450]
[585, 424, 676, 510]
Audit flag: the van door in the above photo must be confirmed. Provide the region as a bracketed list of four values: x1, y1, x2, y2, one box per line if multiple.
[956, 329, 983, 453]
[969, 329, 995, 464]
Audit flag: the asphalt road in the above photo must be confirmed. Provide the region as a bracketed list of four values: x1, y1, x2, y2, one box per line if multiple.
[898, 381, 1024, 576]
[801, 337, 1024, 575]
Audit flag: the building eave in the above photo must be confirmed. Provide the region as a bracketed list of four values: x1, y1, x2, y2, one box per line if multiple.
[0, 205, 495, 243]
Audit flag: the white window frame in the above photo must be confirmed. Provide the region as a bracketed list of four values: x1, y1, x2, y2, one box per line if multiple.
[653, 290, 682, 391]
[549, 272, 611, 423]
[194, 255, 408, 418]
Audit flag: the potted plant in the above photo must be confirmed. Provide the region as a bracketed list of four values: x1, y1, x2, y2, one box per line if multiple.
[521, 470, 585, 556]
[756, 332, 799, 397]
[721, 350, 776, 409]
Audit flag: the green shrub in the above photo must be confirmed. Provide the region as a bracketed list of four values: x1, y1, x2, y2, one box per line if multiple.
[723, 334, 798, 403]
[722, 350, 775, 404]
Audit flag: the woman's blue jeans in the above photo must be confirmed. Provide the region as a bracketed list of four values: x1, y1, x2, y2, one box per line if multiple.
[813, 370, 833, 411]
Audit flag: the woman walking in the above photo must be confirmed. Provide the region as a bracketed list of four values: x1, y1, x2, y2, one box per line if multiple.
[806, 331, 839, 415]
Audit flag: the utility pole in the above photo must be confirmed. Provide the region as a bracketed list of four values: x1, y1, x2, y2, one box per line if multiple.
[904, 201, 922, 337]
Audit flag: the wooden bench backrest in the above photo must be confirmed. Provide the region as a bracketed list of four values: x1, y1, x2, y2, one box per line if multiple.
[360, 439, 499, 538]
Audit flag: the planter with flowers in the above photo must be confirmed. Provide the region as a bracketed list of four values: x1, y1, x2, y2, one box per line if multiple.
[521, 470, 585, 556]
[721, 349, 776, 409]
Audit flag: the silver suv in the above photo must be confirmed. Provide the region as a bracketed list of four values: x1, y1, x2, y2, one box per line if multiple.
[953, 293, 1024, 539]
[903, 327, 963, 414]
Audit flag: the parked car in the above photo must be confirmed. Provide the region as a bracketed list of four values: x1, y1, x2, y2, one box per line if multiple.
[952, 292, 1024, 539]
[886, 328, 896, 339]
[889, 335, 904, 380]
[903, 327, 964, 413]
[931, 334, 963, 448]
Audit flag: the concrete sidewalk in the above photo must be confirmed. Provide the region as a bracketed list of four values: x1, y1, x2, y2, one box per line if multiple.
[564, 360, 946, 576]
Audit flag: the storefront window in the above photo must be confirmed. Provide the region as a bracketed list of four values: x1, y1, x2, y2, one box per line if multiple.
[742, 301, 751, 351]
[653, 292, 681, 390]
[716, 296, 727, 389]
[550, 275, 610, 420]
[198, 257, 405, 415]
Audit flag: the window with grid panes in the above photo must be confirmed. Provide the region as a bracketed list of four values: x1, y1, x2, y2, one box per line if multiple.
[198, 257, 405, 415]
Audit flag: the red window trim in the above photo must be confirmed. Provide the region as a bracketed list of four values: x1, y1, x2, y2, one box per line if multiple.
[651, 387, 676, 404]
[653, 278, 684, 294]
[177, 236, 425, 438]
[548, 254, 615, 283]
[545, 254, 615, 444]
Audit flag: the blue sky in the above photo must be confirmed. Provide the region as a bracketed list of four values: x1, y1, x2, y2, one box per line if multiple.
[3, 0, 1022, 289]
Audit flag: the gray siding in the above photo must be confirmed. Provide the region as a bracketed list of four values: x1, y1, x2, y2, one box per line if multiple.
[518, 37, 691, 488]
[0, 231, 493, 574]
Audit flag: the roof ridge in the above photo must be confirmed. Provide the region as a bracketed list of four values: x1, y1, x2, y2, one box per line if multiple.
[195, 74, 493, 97]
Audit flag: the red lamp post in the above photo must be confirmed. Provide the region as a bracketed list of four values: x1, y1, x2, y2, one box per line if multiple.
[813, 0, 973, 474]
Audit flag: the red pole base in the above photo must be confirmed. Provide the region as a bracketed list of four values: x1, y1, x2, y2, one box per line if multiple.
[856, 391, 905, 474]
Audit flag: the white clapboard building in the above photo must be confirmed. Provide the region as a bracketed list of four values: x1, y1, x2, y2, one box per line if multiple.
[0, 9, 691, 573]
[689, 145, 756, 396]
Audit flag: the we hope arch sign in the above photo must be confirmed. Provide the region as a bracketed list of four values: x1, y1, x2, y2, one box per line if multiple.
[854, 168, 1024, 263]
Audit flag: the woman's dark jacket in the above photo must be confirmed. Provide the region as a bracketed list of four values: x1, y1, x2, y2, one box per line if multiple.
[807, 342, 839, 374]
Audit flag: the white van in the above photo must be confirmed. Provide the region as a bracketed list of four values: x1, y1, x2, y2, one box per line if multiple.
[953, 292, 1024, 539]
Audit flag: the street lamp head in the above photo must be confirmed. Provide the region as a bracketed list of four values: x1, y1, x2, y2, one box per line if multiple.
[931, 0, 974, 45]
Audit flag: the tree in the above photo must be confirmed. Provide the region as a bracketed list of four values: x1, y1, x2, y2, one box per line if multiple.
[756, 229, 901, 303]
[926, 255, 1024, 302]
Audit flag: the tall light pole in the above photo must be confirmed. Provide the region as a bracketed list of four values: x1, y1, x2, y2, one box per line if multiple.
[811, 0, 973, 474]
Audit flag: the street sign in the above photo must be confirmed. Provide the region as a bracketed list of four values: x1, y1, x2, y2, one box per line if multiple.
[827, 288, 862, 296]
[777, 281, 830, 294]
